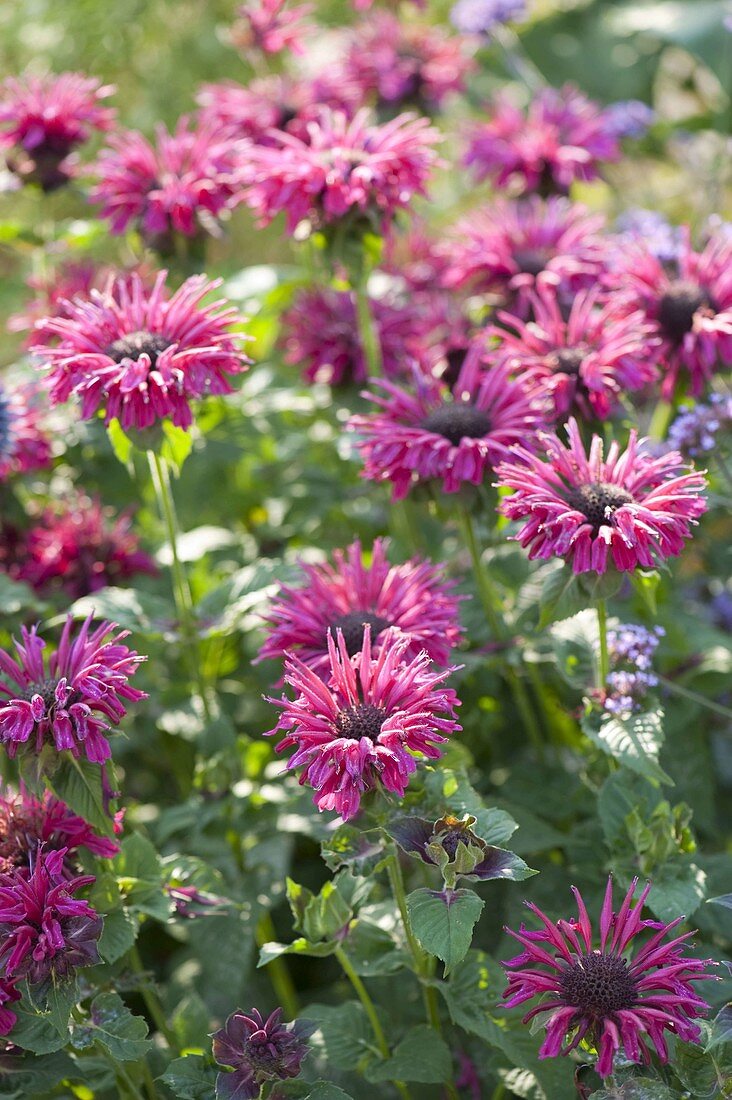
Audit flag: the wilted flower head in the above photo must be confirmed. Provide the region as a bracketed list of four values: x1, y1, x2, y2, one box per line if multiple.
[350, 354, 544, 500]
[258, 537, 463, 674]
[602, 624, 664, 717]
[0, 614, 146, 765]
[212, 1006, 312, 1099]
[231, 0, 314, 57]
[17, 494, 156, 599]
[668, 392, 732, 457]
[503, 876, 715, 1077]
[391, 812, 529, 888]
[268, 627, 461, 820]
[450, 0, 527, 36]
[0, 383, 52, 482]
[0, 72, 115, 190]
[91, 118, 243, 246]
[497, 418, 707, 574]
[0, 847, 102, 985]
[34, 271, 248, 432]
[465, 85, 622, 196]
[0, 786, 120, 875]
[241, 108, 441, 236]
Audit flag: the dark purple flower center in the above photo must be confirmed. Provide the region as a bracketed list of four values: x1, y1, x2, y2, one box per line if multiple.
[560, 951, 638, 1016]
[106, 330, 171, 367]
[0, 388, 14, 462]
[20, 677, 61, 709]
[336, 703, 387, 741]
[331, 611, 390, 657]
[565, 482, 634, 529]
[421, 404, 491, 446]
[657, 280, 710, 343]
[552, 347, 587, 377]
[513, 248, 551, 276]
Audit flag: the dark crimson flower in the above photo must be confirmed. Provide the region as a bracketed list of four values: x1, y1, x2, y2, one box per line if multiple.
[465, 85, 622, 196]
[0, 382, 52, 482]
[258, 537, 463, 675]
[231, 0, 314, 57]
[443, 197, 608, 312]
[497, 418, 707, 574]
[0, 848, 102, 984]
[91, 118, 243, 244]
[0, 614, 146, 765]
[0, 786, 120, 875]
[0, 978, 19, 1036]
[241, 108, 441, 235]
[212, 1006, 312, 1099]
[18, 493, 156, 599]
[350, 354, 544, 500]
[490, 285, 660, 421]
[605, 229, 732, 397]
[267, 627, 461, 820]
[503, 877, 715, 1077]
[34, 271, 248, 432]
[0, 72, 115, 191]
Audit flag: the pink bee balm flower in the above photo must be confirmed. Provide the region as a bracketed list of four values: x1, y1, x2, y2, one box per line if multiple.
[0, 978, 19, 1036]
[490, 285, 660, 421]
[91, 118, 243, 244]
[0, 72, 115, 191]
[267, 627, 461, 820]
[350, 354, 544, 500]
[465, 85, 622, 196]
[503, 877, 715, 1078]
[242, 108, 441, 235]
[231, 0, 314, 57]
[0, 786, 120, 874]
[258, 537, 463, 675]
[0, 614, 146, 765]
[605, 229, 732, 398]
[0, 382, 52, 482]
[443, 197, 607, 313]
[496, 418, 707, 574]
[33, 271, 248, 432]
[0, 848, 102, 985]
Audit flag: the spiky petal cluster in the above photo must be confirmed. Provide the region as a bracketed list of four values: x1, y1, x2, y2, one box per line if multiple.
[605, 230, 732, 397]
[258, 538, 463, 674]
[212, 1007, 311, 1099]
[443, 197, 607, 311]
[33, 271, 248, 431]
[91, 118, 243, 242]
[503, 877, 714, 1077]
[231, 0, 314, 57]
[0, 72, 115, 190]
[268, 627, 461, 820]
[241, 108, 441, 235]
[0, 614, 146, 765]
[0, 383, 52, 482]
[0, 786, 120, 875]
[497, 418, 707, 574]
[465, 85, 622, 196]
[490, 286, 659, 421]
[0, 848, 102, 985]
[350, 354, 544, 500]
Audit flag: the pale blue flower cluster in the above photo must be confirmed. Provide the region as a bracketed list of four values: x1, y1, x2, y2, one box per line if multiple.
[450, 0, 527, 36]
[668, 393, 732, 457]
[604, 624, 664, 716]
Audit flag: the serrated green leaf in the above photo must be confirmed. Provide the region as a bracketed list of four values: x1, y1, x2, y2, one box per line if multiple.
[582, 708, 671, 784]
[159, 1054, 218, 1099]
[406, 888, 484, 975]
[78, 992, 152, 1062]
[538, 566, 586, 628]
[98, 907, 138, 963]
[47, 756, 115, 838]
[257, 938, 338, 966]
[366, 1025, 452, 1083]
[307, 1003, 374, 1071]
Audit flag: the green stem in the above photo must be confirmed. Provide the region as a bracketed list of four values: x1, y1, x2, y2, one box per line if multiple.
[715, 452, 732, 494]
[334, 945, 412, 1100]
[255, 912, 300, 1020]
[96, 1041, 148, 1100]
[648, 398, 673, 441]
[129, 944, 178, 1052]
[596, 599, 609, 692]
[659, 676, 732, 722]
[354, 279, 383, 379]
[492, 24, 544, 92]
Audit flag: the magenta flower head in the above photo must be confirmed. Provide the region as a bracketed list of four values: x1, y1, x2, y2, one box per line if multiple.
[241, 108, 441, 237]
[350, 354, 544, 500]
[212, 1006, 312, 1099]
[91, 118, 243, 247]
[0, 978, 19, 1036]
[0, 787, 120, 877]
[605, 229, 732, 398]
[497, 418, 707, 574]
[0, 847, 102, 985]
[490, 285, 660, 421]
[443, 197, 608, 313]
[267, 627, 461, 820]
[18, 493, 156, 600]
[465, 85, 621, 196]
[0, 614, 146, 766]
[0, 72, 115, 191]
[231, 0, 314, 58]
[33, 271, 248, 432]
[503, 877, 715, 1078]
[0, 382, 52, 483]
[258, 537, 463, 675]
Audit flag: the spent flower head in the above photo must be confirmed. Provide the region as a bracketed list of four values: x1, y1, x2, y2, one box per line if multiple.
[212, 1006, 312, 1099]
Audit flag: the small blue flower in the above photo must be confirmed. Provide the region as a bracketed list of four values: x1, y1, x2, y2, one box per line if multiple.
[450, 0, 527, 37]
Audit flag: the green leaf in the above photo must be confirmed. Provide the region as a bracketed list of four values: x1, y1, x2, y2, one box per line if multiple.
[307, 1003, 374, 1071]
[406, 888, 485, 975]
[674, 1024, 732, 1099]
[302, 879, 353, 943]
[707, 1005, 732, 1051]
[159, 1054, 218, 1099]
[70, 586, 174, 638]
[366, 1026, 452, 1084]
[645, 862, 707, 921]
[581, 707, 672, 784]
[161, 420, 193, 474]
[113, 833, 169, 921]
[549, 610, 597, 688]
[302, 1085, 355, 1100]
[598, 770, 659, 847]
[592, 1080, 677, 1099]
[341, 919, 404, 978]
[107, 419, 134, 469]
[98, 907, 138, 963]
[0, 1050, 75, 1096]
[47, 756, 115, 838]
[538, 565, 586, 628]
[0, 573, 42, 615]
[11, 980, 78, 1054]
[77, 992, 152, 1062]
[320, 825, 385, 876]
[629, 569, 662, 615]
[257, 938, 338, 966]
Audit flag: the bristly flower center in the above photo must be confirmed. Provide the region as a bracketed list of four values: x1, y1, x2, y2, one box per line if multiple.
[331, 612, 390, 658]
[21, 677, 61, 709]
[0, 387, 14, 462]
[552, 347, 587, 377]
[565, 482, 635, 529]
[560, 951, 638, 1016]
[106, 330, 171, 367]
[513, 248, 551, 276]
[336, 703, 387, 742]
[421, 404, 491, 446]
[657, 280, 710, 343]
